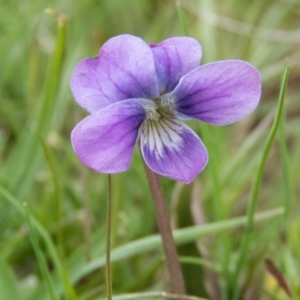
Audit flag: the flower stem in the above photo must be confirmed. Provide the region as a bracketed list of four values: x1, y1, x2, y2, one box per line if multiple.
[106, 174, 113, 300]
[141, 156, 186, 295]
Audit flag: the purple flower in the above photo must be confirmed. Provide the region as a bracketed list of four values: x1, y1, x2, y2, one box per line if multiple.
[70, 34, 261, 183]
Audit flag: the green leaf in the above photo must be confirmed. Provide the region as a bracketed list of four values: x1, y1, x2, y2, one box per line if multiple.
[0, 255, 21, 300]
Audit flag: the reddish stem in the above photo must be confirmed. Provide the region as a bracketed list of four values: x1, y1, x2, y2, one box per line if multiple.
[141, 156, 186, 295]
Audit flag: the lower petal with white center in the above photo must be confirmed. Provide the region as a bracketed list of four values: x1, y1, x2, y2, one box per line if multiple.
[140, 117, 208, 183]
[71, 99, 150, 173]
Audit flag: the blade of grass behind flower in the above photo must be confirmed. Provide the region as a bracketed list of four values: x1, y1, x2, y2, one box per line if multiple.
[27, 207, 283, 300]
[25, 206, 281, 300]
[200, 124, 232, 288]
[175, 0, 189, 36]
[118, 256, 162, 293]
[0, 10, 67, 200]
[36, 9, 67, 133]
[179, 256, 219, 273]
[232, 65, 290, 300]
[172, 183, 209, 297]
[278, 106, 292, 219]
[0, 255, 21, 300]
[0, 185, 68, 300]
[101, 291, 208, 300]
[75, 207, 284, 284]
[219, 111, 274, 186]
[24, 203, 56, 300]
[199, 110, 274, 217]
[198, 0, 218, 61]
[40, 137, 78, 300]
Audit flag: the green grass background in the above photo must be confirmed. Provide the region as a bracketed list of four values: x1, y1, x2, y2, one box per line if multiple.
[0, 0, 300, 299]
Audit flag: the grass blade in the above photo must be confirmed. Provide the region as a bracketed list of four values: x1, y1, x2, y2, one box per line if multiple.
[40, 138, 78, 300]
[278, 106, 292, 219]
[24, 203, 56, 300]
[77, 207, 284, 283]
[0, 255, 22, 300]
[232, 65, 290, 299]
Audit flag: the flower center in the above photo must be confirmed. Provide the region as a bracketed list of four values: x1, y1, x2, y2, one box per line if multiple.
[140, 96, 183, 158]
[144, 96, 175, 122]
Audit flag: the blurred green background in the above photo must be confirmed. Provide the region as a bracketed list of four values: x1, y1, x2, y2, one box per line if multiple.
[0, 0, 300, 299]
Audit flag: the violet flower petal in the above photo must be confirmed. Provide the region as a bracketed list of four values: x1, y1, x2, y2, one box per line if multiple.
[71, 35, 159, 113]
[171, 60, 261, 125]
[71, 99, 151, 173]
[150, 37, 202, 95]
[140, 117, 208, 183]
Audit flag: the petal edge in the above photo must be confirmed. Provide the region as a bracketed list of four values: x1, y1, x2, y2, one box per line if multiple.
[71, 99, 150, 173]
[71, 35, 159, 113]
[172, 60, 261, 125]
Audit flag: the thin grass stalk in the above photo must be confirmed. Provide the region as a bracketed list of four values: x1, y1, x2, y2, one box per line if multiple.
[141, 154, 186, 295]
[106, 175, 113, 300]
[232, 65, 289, 299]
